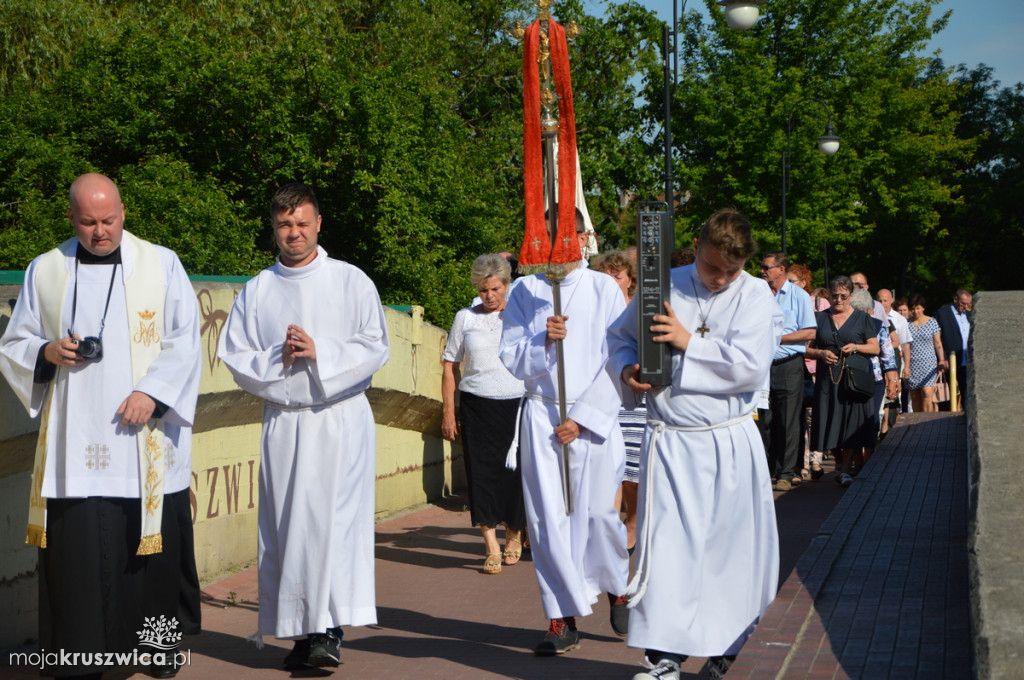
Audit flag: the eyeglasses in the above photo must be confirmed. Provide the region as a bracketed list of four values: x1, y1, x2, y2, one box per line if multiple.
[760, 264, 782, 271]
[830, 292, 850, 301]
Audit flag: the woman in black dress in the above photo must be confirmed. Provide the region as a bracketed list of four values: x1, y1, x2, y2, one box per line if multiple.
[441, 254, 527, 574]
[806, 276, 880, 488]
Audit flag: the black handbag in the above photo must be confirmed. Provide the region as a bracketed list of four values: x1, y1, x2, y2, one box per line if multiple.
[842, 353, 876, 399]
[826, 313, 875, 400]
[826, 354, 874, 400]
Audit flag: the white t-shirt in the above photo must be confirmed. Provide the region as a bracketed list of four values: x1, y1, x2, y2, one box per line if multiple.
[443, 307, 524, 400]
[887, 309, 913, 346]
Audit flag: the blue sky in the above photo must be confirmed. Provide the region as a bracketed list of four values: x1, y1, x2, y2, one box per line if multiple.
[581, 0, 1024, 88]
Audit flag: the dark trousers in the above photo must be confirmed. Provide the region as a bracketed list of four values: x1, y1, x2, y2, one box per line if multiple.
[757, 355, 806, 480]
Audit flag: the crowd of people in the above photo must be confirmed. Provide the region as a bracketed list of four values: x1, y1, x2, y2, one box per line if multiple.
[771, 266, 973, 490]
[440, 226, 973, 680]
[441, 209, 782, 680]
[0, 174, 974, 680]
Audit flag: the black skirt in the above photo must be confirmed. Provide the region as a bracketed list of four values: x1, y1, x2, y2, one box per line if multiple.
[39, 488, 201, 676]
[459, 391, 526, 530]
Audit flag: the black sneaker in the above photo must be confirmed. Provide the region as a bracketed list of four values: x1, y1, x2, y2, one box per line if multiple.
[282, 638, 312, 670]
[534, 617, 580, 656]
[608, 593, 629, 637]
[307, 630, 341, 668]
[707, 655, 736, 680]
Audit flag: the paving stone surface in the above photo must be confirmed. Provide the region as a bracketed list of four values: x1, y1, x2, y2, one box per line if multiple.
[730, 412, 970, 680]
[5, 413, 970, 680]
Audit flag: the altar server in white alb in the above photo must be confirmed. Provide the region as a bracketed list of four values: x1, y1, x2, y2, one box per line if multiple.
[218, 182, 389, 670]
[608, 208, 782, 680]
[0, 173, 202, 679]
[499, 209, 630, 656]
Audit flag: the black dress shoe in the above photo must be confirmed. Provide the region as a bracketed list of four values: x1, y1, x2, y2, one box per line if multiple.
[149, 646, 181, 679]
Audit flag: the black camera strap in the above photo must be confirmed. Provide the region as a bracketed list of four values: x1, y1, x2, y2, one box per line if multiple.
[70, 257, 118, 340]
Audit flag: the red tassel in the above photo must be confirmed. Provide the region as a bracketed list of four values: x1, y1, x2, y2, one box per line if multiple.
[520, 20, 548, 268]
[547, 19, 578, 266]
[519, 18, 579, 271]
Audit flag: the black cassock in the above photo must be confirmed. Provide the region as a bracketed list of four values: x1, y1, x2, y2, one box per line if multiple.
[39, 488, 200, 677]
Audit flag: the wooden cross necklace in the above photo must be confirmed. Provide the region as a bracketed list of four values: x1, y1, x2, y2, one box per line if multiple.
[692, 278, 718, 338]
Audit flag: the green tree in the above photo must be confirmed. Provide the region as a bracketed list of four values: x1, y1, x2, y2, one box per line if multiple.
[929, 64, 1024, 294]
[0, 0, 666, 328]
[655, 0, 972, 288]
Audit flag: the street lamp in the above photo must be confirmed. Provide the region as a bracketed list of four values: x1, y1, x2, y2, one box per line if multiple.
[781, 97, 840, 254]
[717, 0, 767, 31]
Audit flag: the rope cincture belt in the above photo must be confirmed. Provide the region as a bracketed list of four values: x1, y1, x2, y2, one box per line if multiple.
[626, 412, 755, 612]
[264, 389, 363, 413]
[505, 393, 578, 470]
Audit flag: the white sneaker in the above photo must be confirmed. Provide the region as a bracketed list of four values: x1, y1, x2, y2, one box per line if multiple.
[633, 659, 680, 680]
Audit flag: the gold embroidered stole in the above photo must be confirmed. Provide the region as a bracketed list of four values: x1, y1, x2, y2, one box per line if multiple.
[27, 231, 168, 555]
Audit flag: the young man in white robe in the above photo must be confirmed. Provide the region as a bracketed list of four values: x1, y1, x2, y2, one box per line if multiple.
[608, 208, 783, 680]
[499, 210, 630, 655]
[218, 183, 389, 670]
[0, 173, 202, 679]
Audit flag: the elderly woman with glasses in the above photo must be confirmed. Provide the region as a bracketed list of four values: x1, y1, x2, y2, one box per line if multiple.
[805, 276, 880, 488]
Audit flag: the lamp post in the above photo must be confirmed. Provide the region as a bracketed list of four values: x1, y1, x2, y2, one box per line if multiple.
[664, 0, 764, 207]
[639, 0, 764, 384]
[781, 97, 840, 254]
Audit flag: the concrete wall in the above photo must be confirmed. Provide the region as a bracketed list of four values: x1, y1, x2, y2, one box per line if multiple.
[967, 291, 1024, 680]
[0, 281, 464, 650]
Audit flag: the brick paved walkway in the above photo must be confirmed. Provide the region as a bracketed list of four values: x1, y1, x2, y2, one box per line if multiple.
[729, 412, 971, 679]
[3, 413, 969, 680]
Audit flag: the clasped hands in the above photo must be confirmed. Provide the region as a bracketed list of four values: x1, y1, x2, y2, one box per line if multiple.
[283, 324, 316, 367]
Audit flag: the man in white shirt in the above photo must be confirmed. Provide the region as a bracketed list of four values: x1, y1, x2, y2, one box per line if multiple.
[757, 251, 815, 490]
[934, 289, 973, 409]
[877, 288, 911, 428]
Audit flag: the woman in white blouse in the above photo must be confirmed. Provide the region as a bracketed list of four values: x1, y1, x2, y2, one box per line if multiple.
[442, 254, 527, 575]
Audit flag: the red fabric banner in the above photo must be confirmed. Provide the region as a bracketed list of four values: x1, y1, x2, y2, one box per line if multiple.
[519, 18, 578, 270]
